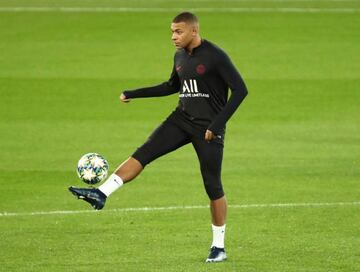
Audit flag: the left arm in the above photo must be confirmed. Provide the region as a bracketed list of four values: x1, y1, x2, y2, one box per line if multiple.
[207, 52, 248, 136]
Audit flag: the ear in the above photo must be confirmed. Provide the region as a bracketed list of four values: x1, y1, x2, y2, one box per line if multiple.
[191, 25, 199, 36]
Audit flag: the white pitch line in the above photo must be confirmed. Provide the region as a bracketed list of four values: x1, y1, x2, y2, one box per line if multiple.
[1, 201, 359, 217]
[0, 7, 359, 13]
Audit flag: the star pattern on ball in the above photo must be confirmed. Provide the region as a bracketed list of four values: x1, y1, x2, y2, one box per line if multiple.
[91, 156, 106, 168]
[77, 153, 109, 184]
[78, 156, 89, 167]
[82, 168, 96, 181]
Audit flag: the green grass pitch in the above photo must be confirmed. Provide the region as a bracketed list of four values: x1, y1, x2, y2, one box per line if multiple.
[0, 0, 359, 271]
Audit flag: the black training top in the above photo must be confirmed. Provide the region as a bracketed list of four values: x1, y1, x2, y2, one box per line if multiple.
[123, 39, 248, 137]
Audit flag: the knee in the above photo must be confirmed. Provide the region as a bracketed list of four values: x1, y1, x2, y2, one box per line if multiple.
[203, 176, 224, 200]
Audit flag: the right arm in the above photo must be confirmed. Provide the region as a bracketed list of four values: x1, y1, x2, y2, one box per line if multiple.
[121, 63, 180, 101]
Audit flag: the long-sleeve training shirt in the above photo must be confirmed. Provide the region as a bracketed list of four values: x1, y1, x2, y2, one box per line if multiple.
[123, 39, 248, 138]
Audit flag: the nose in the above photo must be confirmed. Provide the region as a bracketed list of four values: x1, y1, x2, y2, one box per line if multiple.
[172, 33, 177, 41]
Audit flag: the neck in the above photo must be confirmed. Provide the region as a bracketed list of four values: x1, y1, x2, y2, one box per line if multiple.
[185, 36, 202, 54]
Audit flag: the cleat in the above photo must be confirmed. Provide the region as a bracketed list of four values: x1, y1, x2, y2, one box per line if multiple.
[205, 246, 227, 263]
[68, 186, 107, 210]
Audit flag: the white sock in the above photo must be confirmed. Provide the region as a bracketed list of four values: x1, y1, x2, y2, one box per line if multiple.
[98, 174, 123, 197]
[211, 224, 226, 248]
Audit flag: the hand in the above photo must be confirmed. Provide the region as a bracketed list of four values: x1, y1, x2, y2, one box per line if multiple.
[120, 93, 131, 103]
[205, 129, 216, 142]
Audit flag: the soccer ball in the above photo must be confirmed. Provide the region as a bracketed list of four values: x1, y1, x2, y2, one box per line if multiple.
[77, 153, 109, 185]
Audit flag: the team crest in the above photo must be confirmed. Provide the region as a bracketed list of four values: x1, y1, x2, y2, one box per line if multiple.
[196, 64, 206, 75]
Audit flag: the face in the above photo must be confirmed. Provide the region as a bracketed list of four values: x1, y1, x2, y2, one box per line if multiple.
[171, 22, 197, 49]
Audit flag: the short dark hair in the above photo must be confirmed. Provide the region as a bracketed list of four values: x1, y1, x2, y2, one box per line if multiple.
[172, 12, 198, 24]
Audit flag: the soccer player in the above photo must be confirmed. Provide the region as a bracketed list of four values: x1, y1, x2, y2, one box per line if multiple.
[69, 12, 248, 263]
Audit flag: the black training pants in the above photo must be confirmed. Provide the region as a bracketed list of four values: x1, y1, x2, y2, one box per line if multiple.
[132, 120, 224, 200]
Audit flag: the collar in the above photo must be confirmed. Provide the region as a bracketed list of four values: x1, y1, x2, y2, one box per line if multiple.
[188, 39, 207, 55]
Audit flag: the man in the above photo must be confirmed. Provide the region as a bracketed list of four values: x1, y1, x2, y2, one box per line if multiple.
[69, 12, 248, 263]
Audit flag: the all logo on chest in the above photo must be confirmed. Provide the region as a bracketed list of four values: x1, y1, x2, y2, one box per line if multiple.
[177, 59, 210, 98]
